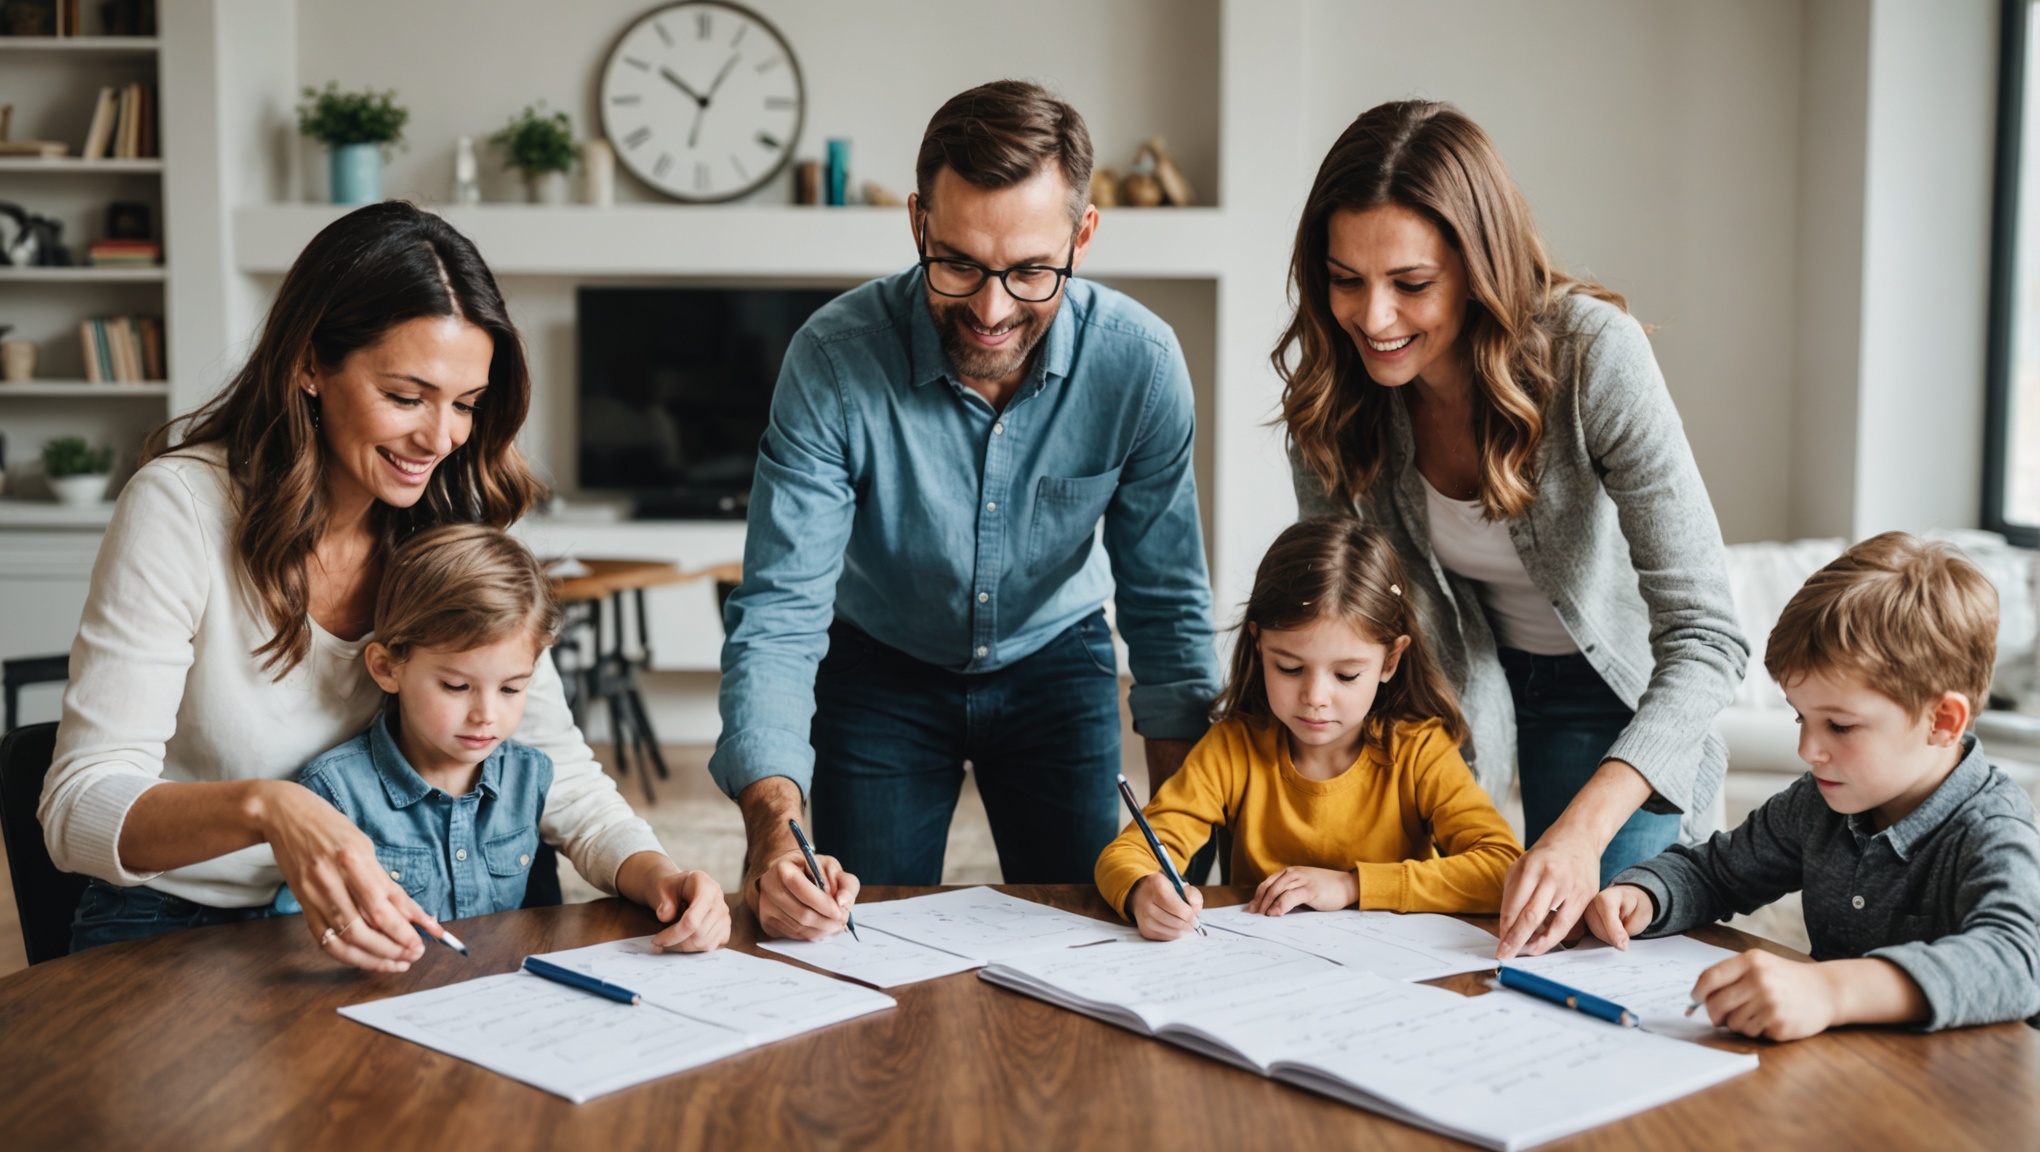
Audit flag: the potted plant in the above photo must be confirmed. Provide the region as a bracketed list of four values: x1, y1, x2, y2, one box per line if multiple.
[297, 82, 409, 206]
[490, 104, 577, 205]
[42, 436, 115, 507]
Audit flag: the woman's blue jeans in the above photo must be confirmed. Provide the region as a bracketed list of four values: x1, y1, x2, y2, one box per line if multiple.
[1501, 647, 1681, 885]
[809, 610, 1123, 886]
[71, 878, 283, 954]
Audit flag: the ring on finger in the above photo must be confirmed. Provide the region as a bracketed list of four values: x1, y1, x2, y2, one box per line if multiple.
[318, 917, 360, 947]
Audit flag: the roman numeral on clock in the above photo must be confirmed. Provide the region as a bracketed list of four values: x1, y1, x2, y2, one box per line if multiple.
[623, 126, 652, 150]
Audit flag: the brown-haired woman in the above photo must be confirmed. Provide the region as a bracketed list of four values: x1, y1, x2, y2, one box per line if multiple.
[1094, 518, 1521, 941]
[42, 202, 703, 969]
[1276, 101, 1748, 960]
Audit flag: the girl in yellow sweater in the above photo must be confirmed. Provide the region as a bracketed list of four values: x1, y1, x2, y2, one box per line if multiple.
[1097, 518, 1522, 940]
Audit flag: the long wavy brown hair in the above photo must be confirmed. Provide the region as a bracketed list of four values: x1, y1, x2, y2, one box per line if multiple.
[1273, 100, 1626, 519]
[1216, 518, 1467, 763]
[145, 202, 543, 676]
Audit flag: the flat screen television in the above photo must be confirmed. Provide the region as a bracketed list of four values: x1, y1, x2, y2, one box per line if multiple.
[577, 285, 842, 519]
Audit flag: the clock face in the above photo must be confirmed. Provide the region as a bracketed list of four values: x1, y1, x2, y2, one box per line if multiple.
[598, 1, 805, 203]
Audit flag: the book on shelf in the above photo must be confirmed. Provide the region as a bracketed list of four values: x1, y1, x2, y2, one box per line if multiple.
[81, 83, 156, 160]
[87, 239, 160, 266]
[77, 315, 163, 383]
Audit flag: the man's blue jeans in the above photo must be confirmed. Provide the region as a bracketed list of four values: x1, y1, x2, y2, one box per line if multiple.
[1501, 647, 1683, 885]
[809, 610, 1123, 886]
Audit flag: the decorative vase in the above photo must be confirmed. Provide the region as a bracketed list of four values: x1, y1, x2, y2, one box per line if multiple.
[0, 340, 35, 382]
[582, 140, 615, 206]
[330, 143, 384, 205]
[526, 171, 569, 205]
[49, 473, 111, 507]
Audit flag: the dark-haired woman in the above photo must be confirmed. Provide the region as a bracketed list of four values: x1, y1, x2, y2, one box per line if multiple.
[1275, 102, 1748, 960]
[42, 202, 718, 968]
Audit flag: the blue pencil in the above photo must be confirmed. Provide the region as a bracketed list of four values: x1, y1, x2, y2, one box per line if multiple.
[1496, 965, 1638, 1027]
[1116, 773, 1204, 936]
[522, 955, 641, 1005]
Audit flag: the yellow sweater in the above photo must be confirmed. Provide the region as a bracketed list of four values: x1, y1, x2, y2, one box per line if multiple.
[1096, 716, 1522, 918]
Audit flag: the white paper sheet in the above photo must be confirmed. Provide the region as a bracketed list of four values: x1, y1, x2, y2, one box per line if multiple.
[1164, 967, 1465, 1071]
[1200, 905, 1503, 981]
[1277, 991, 1758, 1151]
[1504, 935, 1741, 1041]
[533, 937, 896, 1043]
[981, 931, 1340, 1031]
[853, 886, 1132, 962]
[338, 971, 752, 1103]
[758, 926, 984, 988]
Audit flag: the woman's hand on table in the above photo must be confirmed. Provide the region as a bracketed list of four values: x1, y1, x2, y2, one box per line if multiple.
[251, 780, 436, 972]
[1495, 832, 1601, 959]
[618, 853, 732, 952]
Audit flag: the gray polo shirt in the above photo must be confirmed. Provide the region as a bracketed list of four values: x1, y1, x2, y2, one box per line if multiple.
[1615, 736, 2040, 1030]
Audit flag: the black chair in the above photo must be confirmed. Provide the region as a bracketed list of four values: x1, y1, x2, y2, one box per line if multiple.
[0, 723, 87, 964]
[4, 653, 69, 733]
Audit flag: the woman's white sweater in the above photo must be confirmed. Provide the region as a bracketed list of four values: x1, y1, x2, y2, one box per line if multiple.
[39, 443, 665, 907]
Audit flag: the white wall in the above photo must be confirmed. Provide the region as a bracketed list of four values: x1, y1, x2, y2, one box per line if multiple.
[1298, 0, 1806, 545]
[1853, 0, 1999, 537]
[293, 0, 1220, 210]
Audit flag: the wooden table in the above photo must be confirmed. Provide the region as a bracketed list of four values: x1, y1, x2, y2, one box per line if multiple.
[0, 886, 2031, 1151]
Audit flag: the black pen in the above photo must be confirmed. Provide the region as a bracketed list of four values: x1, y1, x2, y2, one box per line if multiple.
[788, 818, 859, 941]
[1116, 773, 1204, 936]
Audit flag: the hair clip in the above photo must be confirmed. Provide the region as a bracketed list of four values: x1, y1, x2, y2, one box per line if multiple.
[1389, 584, 1401, 596]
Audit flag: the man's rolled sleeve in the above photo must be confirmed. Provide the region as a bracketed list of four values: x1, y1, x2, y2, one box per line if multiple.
[709, 331, 859, 801]
[1102, 332, 1220, 743]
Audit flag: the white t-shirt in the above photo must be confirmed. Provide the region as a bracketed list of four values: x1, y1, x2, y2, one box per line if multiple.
[40, 443, 665, 907]
[1421, 475, 1579, 656]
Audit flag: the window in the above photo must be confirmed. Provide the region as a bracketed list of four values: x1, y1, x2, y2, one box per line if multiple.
[1989, 0, 2040, 546]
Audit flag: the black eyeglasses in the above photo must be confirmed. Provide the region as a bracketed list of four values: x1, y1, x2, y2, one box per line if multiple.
[916, 217, 1077, 303]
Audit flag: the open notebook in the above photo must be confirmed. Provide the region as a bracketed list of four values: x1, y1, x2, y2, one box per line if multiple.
[758, 886, 1137, 987]
[339, 938, 894, 1102]
[981, 934, 1758, 1151]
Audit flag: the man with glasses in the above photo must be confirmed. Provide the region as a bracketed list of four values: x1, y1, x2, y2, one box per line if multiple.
[714, 80, 1220, 940]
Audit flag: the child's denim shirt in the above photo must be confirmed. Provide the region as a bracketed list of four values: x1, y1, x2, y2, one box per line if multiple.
[273, 712, 555, 922]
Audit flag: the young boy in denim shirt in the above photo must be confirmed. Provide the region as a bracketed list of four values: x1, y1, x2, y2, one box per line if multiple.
[1585, 532, 2040, 1040]
[277, 524, 728, 953]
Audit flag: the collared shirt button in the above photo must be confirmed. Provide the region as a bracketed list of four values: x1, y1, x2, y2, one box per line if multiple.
[976, 645, 989, 657]
[977, 592, 989, 603]
[519, 853, 531, 868]
[389, 869, 401, 881]
[1851, 895, 1865, 909]
[455, 848, 468, 862]
[986, 501, 997, 512]
[993, 422, 1005, 435]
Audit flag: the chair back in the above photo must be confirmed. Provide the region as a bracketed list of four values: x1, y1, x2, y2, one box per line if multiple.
[0, 723, 86, 964]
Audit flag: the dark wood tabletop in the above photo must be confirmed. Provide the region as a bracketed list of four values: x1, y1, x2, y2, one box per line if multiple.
[0, 885, 2031, 1151]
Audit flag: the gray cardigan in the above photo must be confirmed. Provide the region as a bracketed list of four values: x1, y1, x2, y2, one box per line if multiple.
[1292, 294, 1749, 820]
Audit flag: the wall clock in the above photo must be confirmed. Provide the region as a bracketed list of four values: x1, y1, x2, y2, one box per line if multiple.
[598, 1, 805, 203]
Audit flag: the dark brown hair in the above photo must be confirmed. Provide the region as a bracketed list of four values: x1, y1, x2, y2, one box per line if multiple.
[374, 524, 562, 661]
[1766, 532, 1998, 721]
[1217, 518, 1467, 761]
[1273, 100, 1626, 519]
[915, 79, 1093, 220]
[146, 201, 544, 676]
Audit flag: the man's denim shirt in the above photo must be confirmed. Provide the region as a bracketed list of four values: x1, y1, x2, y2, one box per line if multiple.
[711, 267, 1221, 799]
[277, 713, 555, 922]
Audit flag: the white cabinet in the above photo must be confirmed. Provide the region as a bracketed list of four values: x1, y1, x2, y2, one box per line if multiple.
[0, 531, 101, 663]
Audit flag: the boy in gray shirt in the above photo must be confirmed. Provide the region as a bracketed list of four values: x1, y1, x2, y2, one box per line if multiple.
[1584, 532, 2040, 1040]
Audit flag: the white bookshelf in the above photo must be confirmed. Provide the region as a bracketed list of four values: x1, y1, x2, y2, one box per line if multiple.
[0, 265, 164, 282]
[0, 157, 162, 172]
[0, 381, 170, 397]
[0, 36, 158, 54]
[233, 204, 1230, 280]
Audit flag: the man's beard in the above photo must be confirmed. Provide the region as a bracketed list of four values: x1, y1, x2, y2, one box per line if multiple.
[933, 297, 1056, 381]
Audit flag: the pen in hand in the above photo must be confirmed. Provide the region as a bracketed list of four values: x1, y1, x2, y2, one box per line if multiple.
[1116, 773, 1204, 937]
[788, 818, 859, 941]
